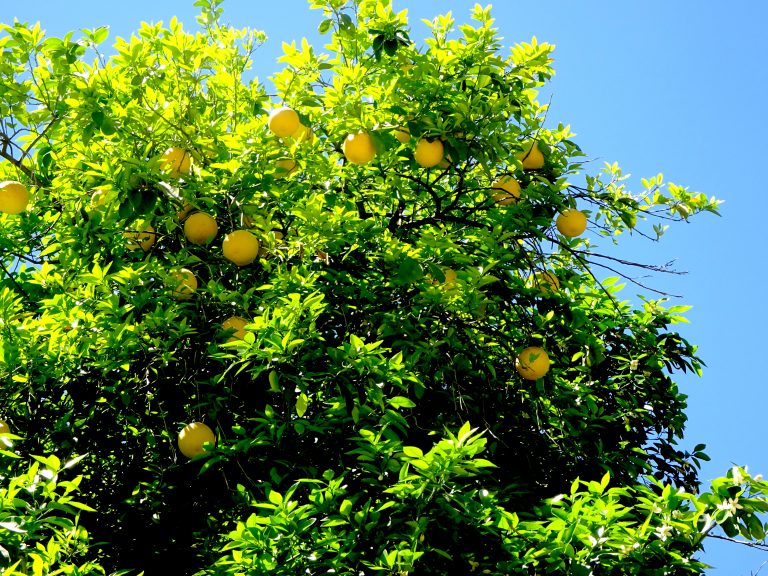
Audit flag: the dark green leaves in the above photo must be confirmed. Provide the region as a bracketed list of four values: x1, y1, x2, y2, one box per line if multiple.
[396, 256, 423, 284]
[368, 27, 410, 60]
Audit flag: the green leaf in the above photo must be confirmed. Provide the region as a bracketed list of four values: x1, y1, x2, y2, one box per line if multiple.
[339, 499, 353, 517]
[268, 370, 280, 392]
[267, 490, 283, 506]
[397, 257, 423, 284]
[402, 446, 423, 458]
[296, 393, 308, 417]
[388, 396, 415, 409]
[338, 13, 354, 32]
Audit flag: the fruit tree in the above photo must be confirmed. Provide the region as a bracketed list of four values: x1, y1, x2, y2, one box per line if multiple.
[1, 1, 766, 575]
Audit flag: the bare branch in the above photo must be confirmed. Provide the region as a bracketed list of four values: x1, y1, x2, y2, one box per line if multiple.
[707, 533, 768, 553]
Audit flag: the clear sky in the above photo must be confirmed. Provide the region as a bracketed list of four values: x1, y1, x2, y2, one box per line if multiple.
[5, 0, 768, 572]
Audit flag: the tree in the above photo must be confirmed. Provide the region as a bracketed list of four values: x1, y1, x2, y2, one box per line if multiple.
[0, 1, 766, 575]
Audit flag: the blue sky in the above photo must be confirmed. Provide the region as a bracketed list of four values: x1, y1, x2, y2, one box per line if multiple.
[6, 0, 768, 572]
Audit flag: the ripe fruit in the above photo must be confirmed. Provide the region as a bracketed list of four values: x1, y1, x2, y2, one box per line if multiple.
[176, 202, 194, 221]
[530, 271, 560, 294]
[178, 422, 216, 458]
[292, 123, 314, 143]
[222, 316, 248, 341]
[184, 212, 218, 245]
[515, 346, 550, 380]
[124, 223, 156, 251]
[222, 230, 260, 266]
[394, 127, 410, 143]
[275, 158, 297, 178]
[268, 107, 300, 138]
[169, 268, 198, 300]
[343, 131, 376, 165]
[517, 142, 545, 170]
[556, 210, 588, 238]
[414, 138, 444, 168]
[492, 176, 521, 205]
[0, 181, 30, 214]
[0, 420, 9, 434]
[161, 147, 193, 178]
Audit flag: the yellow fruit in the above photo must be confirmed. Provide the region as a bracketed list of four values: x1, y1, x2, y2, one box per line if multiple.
[394, 127, 410, 143]
[275, 158, 297, 178]
[530, 271, 560, 294]
[517, 142, 545, 170]
[177, 203, 194, 221]
[184, 212, 218, 245]
[124, 223, 156, 251]
[268, 107, 300, 138]
[169, 268, 198, 301]
[556, 210, 588, 238]
[222, 230, 260, 266]
[0, 181, 30, 215]
[178, 422, 216, 458]
[515, 346, 550, 380]
[414, 138, 444, 168]
[0, 420, 9, 434]
[343, 131, 376, 165]
[492, 176, 521, 205]
[161, 147, 193, 178]
[437, 153, 453, 169]
[222, 316, 248, 341]
[292, 123, 314, 143]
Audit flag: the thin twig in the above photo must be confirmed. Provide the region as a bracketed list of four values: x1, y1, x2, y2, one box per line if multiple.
[707, 533, 768, 552]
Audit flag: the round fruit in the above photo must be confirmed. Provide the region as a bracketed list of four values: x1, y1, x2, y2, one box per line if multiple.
[556, 210, 588, 238]
[177, 203, 194, 221]
[515, 347, 550, 380]
[275, 158, 297, 178]
[517, 142, 545, 170]
[0, 420, 9, 435]
[292, 123, 314, 143]
[268, 107, 300, 138]
[184, 212, 218, 245]
[414, 138, 444, 168]
[530, 271, 560, 294]
[0, 181, 30, 215]
[178, 422, 216, 458]
[492, 176, 521, 205]
[342, 132, 376, 165]
[394, 127, 410, 143]
[124, 223, 156, 251]
[437, 154, 453, 170]
[222, 230, 260, 266]
[169, 268, 198, 301]
[222, 316, 248, 341]
[161, 147, 193, 178]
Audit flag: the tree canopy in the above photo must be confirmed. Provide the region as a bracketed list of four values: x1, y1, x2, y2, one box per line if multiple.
[0, 1, 765, 575]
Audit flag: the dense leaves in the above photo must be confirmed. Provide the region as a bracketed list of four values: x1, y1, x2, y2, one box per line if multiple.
[0, 1, 761, 575]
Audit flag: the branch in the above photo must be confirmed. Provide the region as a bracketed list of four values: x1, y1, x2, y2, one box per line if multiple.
[0, 147, 36, 181]
[0, 257, 32, 302]
[21, 116, 61, 162]
[707, 533, 768, 553]
[549, 237, 685, 298]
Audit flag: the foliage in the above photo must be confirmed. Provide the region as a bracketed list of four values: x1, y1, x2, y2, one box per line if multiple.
[0, 0, 760, 575]
[0, 441, 108, 576]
